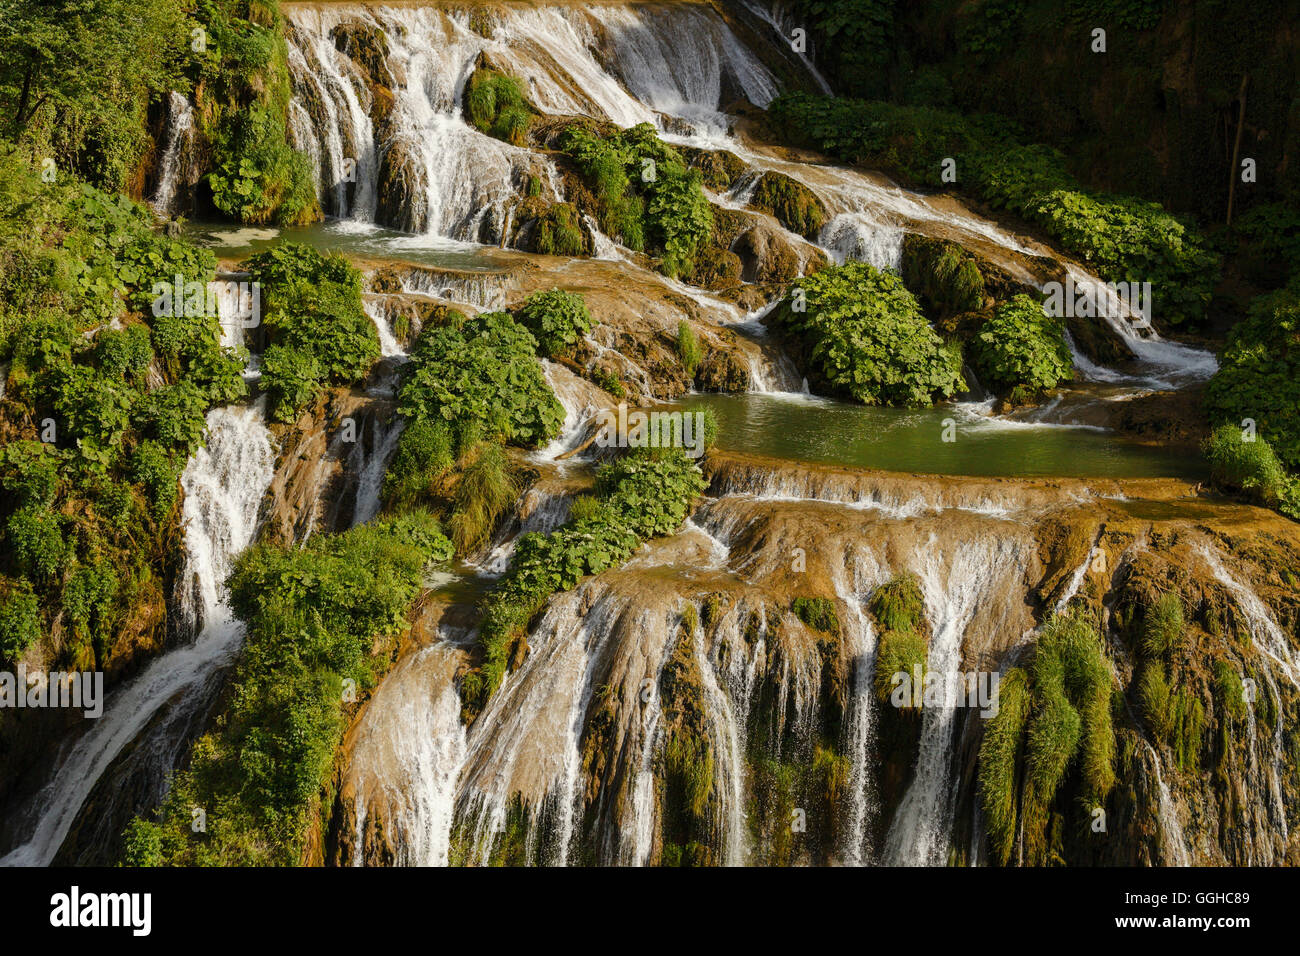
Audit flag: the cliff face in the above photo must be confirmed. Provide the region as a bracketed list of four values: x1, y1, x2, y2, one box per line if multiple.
[323, 452, 1300, 866]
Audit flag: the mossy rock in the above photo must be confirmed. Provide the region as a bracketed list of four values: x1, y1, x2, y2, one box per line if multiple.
[330, 19, 395, 90]
[749, 171, 828, 239]
[683, 146, 749, 192]
[514, 201, 590, 258]
[696, 346, 751, 392]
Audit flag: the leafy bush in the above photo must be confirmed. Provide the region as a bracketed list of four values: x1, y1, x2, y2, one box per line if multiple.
[0, 579, 42, 661]
[130, 441, 184, 518]
[6, 507, 68, 581]
[970, 294, 1073, 395]
[561, 123, 713, 278]
[1205, 285, 1300, 470]
[770, 262, 965, 407]
[1202, 424, 1289, 507]
[383, 419, 455, 510]
[515, 288, 594, 358]
[870, 572, 926, 632]
[398, 311, 563, 448]
[244, 243, 379, 421]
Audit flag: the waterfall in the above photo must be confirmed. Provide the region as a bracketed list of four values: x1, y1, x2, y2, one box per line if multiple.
[819, 213, 904, 271]
[832, 551, 886, 865]
[348, 643, 468, 867]
[150, 91, 195, 217]
[884, 534, 1027, 866]
[1142, 741, 1192, 866]
[350, 415, 406, 528]
[0, 404, 275, 867]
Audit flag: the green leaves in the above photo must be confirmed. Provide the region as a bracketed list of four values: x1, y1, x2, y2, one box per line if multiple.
[515, 288, 594, 357]
[244, 243, 379, 422]
[970, 294, 1073, 396]
[767, 92, 1219, 326]
[772, 261, 965, 406]
[1206, 284, 1300, 472]
[398, 311, 563, 448]
[470, 449, 706, 707]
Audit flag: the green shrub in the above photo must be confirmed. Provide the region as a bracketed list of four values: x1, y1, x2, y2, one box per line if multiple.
[130, 441, 184, 519]
[978, 666, 1031, 864]
[515, 288, 594, 357]
[533, 203, 588, 257]
[771, 262, 965, 407]
[466, 69, 531, 146]
[244, 243, 379, 422]
[0, 579, 43, 661]
[469, 449, 706, 707]
[383, 419, 455, 510]
[1138, 664, 1172, 738]
[970, 294, 1073, 395]
[869, 572, 926, 632]
[398, 311, 563, 448]
[1213, 661, 1247, 723]
[676, 321, 703, 378]
[1202, 424, 1288, 506]
[131, 510, 453, 866]
[6, 507, 68, 581]
[0, 441, 60, 509]
[561, 123, 712, 277]
[62, 561, 119, 634]
[1205, 285, 1300, 470]
[792, 596, 839, 634]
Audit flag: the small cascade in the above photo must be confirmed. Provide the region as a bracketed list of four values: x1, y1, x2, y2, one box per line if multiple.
[475, 483, 573, 576]
[350, 415, 405, 528]
[286, 15, 378, 220]
[287, 6, 562, 238]
[150, 91, 196, 217]
[536, 360, 615, 462]
[451, 585, 668, 866]
[832, 551, 886, 865]
[884, 534, 1028, 866]
[399, 268, 510, 311]
[349, 643, 468, 867]
[1141, 741, 1192, 866]
[0, 404, 275, 867]
[819, 213, 904, 271]
[363, 298, 407, 359]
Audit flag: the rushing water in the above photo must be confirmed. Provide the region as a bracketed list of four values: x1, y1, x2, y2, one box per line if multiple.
[0, 404, 275, 867]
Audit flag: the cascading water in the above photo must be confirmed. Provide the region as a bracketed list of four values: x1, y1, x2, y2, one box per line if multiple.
[884, 534, 1028, 866]
[150, 91, 196, 217]
[0, 404, 275, 867]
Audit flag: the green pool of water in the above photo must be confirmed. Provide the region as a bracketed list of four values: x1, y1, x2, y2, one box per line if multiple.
[187, 220, 508, 272]
[672, 393, 1206, 480]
